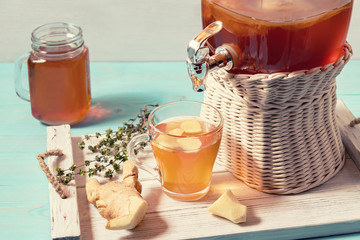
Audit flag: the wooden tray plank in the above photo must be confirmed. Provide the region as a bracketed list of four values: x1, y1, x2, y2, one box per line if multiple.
[47, 125, 81, 239]
[47, 101, 360, 240]
[71, 155, 360, 240]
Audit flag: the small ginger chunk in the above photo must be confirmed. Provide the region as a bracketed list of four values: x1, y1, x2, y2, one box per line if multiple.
[86, 161, 148, 230]
[208, 189, 247, 224]
[180, 119, 202, 134]
[165, 121, 180, 132]
[154, 134, 179, 151]
[176, 138, 202, 153]
[168, 128, 184, 136]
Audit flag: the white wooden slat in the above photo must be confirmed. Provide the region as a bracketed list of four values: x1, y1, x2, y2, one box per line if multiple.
[46, 125, 81, 239]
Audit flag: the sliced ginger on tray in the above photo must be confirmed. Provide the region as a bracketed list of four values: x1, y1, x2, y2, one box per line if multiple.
[208, 189, 247, 224]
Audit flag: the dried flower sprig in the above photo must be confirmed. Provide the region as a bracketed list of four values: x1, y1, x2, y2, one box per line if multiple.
[56, 104, 158, 184]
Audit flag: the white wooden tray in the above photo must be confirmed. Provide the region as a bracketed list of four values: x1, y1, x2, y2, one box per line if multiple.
[46, 100, 360, 240]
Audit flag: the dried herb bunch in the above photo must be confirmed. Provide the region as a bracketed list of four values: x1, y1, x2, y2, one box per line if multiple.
[56, 104, 158, 184]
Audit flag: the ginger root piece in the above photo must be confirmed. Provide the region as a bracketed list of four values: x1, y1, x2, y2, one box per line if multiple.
[86, 161, 148, 230]
[208, 189, 247, 224]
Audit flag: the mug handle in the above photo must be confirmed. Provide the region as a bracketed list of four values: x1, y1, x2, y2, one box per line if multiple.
[14, 52, 30, 102]
[127, 133, 161, 182]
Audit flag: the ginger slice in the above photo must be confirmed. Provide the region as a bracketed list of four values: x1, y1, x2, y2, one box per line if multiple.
[208, 189, 247, 224]
[86, 161, 148, 230]
[153, 134, 179, 151]
[168, 127, 185, 136]
[165, 121, 180, 133]
[180, 119, 202, 134]
[176, 138, 202, 153]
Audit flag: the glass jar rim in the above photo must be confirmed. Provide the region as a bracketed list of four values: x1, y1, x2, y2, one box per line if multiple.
[31, 22, 83, 46]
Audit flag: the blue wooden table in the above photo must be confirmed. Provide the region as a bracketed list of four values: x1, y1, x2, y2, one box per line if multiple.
[0, 61, 359, 239]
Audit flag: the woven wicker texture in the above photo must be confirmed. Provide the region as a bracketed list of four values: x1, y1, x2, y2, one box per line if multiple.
[203, 43, 353, 194]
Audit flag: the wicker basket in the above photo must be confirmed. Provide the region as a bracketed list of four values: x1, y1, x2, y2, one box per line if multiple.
[202, 43, 353, 194]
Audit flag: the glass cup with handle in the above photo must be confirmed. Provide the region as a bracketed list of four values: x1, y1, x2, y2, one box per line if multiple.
[127, 100, 223, 201]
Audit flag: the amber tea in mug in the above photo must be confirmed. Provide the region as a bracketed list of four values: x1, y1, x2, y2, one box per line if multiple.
[127, 101, 223, 201]
[151, 116, 222, 198]
[15, 22, 91, 125]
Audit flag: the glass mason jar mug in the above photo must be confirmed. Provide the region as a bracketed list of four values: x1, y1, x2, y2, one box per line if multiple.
[14, 22, 91, 125]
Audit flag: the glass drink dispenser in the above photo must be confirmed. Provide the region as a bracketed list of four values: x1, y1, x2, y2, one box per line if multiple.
[187, 0, 353, 91]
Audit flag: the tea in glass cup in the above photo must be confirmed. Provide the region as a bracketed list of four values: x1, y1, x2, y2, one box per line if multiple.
[127, 101, 223, 201]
